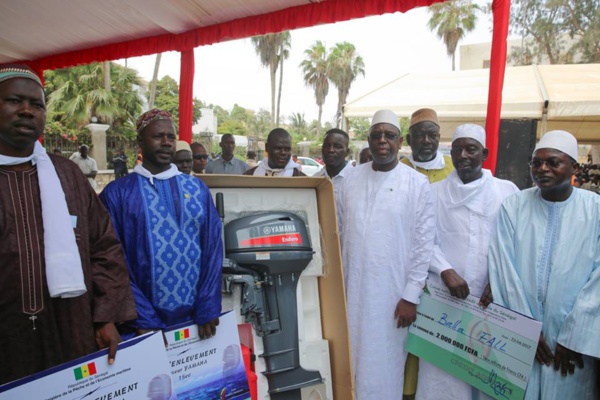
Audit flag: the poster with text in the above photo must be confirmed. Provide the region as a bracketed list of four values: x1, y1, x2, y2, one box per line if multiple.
[164, 311, 251, 400]
[0, 332, 175, 400]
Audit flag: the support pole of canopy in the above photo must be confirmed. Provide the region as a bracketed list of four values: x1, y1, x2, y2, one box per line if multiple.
[483, 0, 510, 174]
[532, 64, 550, 135]
[179, 49, 195, 143]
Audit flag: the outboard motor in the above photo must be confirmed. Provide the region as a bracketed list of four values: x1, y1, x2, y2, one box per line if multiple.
[218, 193, 322, 400]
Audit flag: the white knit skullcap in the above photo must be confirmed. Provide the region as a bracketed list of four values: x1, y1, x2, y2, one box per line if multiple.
[370, 109, 400, 131]
[534, 130, 578, 161]
[176, 140, 192, 152]
[452, 124, 486, 147]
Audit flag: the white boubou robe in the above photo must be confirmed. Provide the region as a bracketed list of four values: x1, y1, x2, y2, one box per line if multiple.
[416, 170, 519, 400]
[336, 162, 435, 400]
[488, 187, 600, 400]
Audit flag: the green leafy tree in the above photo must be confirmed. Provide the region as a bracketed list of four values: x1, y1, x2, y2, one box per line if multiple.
[209, 104, 230, 125]
[506, 0, 599, 64]
[287, 113, 322, 143]
[300, 40, 330, 139]
[247, 108, 272, 138]
[288, 112, 308, 139]
[213, 104, 256, 136]
[230, 104, 251, 126]
[251, 31, 291, 126]
[151, 76, 203, 128]
[427, 0, 480, 71]
[46, 63, 118, 128]
[348, 117, 371, 140]
[45, 62, 144, 136]
[217, 120, 247, 136]
[326, 42, 365, 129]
[567, 0, 600, 63]
[212, 104, 273, 138]
[110, 66, 144, 138]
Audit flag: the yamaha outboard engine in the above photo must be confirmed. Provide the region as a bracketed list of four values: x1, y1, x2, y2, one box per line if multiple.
[220, 202, 322, 400]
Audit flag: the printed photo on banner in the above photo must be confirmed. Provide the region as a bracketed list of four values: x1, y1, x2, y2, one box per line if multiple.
[164, 311, 251, 400]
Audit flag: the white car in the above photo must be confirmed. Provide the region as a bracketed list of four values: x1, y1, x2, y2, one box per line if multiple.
[297, 157, 323, 176]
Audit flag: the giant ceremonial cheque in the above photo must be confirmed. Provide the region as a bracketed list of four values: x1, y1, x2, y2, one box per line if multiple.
[406, 282, 542, 400]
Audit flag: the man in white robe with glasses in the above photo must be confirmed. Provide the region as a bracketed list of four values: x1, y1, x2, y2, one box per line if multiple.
[336, 109, 435, 400]
[488, 130, 599, 399]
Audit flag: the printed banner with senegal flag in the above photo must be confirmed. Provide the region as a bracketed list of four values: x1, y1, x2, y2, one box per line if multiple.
[164, 312, 251, 400]
[73, 362, 96, 380]
[0, 332, 172, 400]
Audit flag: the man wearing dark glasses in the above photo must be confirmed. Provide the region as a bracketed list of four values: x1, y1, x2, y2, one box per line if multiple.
[336, 109, 435, 400]
[191, 142, 209, 175]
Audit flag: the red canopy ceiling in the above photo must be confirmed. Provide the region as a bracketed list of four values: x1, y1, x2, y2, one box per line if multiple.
[0, 0, 510, 172]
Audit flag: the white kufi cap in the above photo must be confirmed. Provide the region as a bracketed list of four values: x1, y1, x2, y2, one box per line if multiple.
[452, 124, 486, 147]
[534, 130, 578, 161]
[371, 109, 400, 131]
[176, 140, 192, 152]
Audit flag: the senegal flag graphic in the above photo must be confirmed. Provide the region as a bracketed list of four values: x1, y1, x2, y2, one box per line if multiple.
[73, 362, 97, 380]
[174, 328, 190, 341]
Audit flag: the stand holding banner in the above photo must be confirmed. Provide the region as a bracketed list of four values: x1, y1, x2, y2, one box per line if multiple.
[406, 281, 542, 400]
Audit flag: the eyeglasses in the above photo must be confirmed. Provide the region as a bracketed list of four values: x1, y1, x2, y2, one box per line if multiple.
[193, 154, 208, 160]
[528, 159, 563, 169]
[369, 131, 399, 141]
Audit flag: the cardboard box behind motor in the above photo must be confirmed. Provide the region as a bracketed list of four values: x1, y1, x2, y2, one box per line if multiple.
[198, 175, 354, 400]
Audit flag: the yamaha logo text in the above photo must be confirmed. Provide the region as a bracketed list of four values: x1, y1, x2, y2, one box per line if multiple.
[263, 224, 297, 235]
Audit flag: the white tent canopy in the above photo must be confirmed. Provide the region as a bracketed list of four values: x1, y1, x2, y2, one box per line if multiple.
[0, 0, 310, 64]
[344, 64, 600, 143]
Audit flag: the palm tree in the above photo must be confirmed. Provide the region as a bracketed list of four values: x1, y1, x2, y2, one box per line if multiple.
[251, 32, 291, 126]
[148, 53, 162, 108]
[288, 112, 310, 141]
[276, 32, 291, 126]
[326, 42, 365, 129]
[111, 65, 144, 134]
[47, 63, 115, 128]
[103, 61, 111, 92]
[46, 63, 143, 132]
[300, 41, 329, 139]
[289, 112, 307, 129]
[428, 0, 480, 71]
